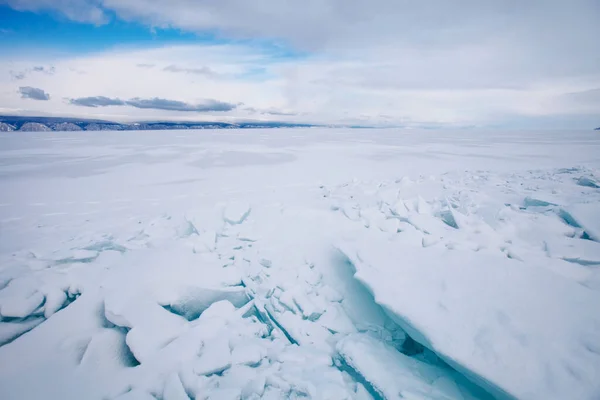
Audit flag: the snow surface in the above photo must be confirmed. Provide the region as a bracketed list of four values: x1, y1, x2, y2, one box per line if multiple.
[0, 128, 599, 400]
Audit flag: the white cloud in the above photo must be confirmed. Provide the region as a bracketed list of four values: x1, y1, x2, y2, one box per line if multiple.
[163, 64, 220, 78]
[0, 45, 291, 122]
[0, 0, 599, 127]
[2, 0, 107, 24]
[6, 0, 600, 63]
[0, 42, 598, 127]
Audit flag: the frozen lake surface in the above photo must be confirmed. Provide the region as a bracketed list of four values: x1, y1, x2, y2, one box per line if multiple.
[1, 128, 600, 399]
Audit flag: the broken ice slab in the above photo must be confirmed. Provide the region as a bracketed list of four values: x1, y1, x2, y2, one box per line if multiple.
[104, 295, 188, 363]
[231, 341, 266, 366]
[291, 289, 325, 321]
[0, 317, 44, 346]
[576, 176, 600, 189]
[162, 373, 190, 400]
[159, 286, 249, 321]
[79, 328, 139, 371]
[522, 197, 558, 208]
[223, 202, 252, 225]
[83, 239, 128, 254]
[544, 236, 600, 266]
[564, 203, 600, 241]
[338, 239, 600, 400]
[49, 249, 100, 264]
[113, 389, 157, 400]
[176, 219, 200, 238]
[193, 335, 232, 376]
[337, 333, 491, 400]
[263, 304, 332, 349]
[0, 291, 45, 319]
[317, 304, 357, 334]
[192, 230, 217, 253]
[43, 289, 67, 318]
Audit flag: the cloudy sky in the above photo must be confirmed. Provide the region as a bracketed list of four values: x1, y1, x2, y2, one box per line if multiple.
[0, 0, 598, 128]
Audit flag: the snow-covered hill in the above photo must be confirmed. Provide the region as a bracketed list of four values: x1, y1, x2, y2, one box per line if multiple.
[0, 122, 14, 132]
[18, 122, 52, 132]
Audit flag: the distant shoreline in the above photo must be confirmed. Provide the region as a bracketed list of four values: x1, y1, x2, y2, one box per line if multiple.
[1, 115, 597, 132]
[0, 115, 323, 132]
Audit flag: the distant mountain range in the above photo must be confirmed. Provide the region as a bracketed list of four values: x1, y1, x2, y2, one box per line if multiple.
[2, 115, 597, 132]
[0, 115, 321, 132]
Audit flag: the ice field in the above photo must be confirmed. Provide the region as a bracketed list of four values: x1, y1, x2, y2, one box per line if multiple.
[0, 128, 599, 400]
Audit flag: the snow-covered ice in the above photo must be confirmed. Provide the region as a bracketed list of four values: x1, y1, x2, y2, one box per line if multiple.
[0, 128, 599, 399]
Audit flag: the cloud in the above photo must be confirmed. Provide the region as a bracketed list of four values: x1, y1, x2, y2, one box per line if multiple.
[12, 0, 596, 58]
[69, 95, 236, 112]
[9, 65, 55, 80]
[69, 96, 125, 107]
[3, 0, 108, 24]
[3, 1, 597, 90]
[163, 65, 218, 78]
[245, 107, 297, 116]
[126, 97, 235, 112]
[1, 33, 597, 128]
[32, 66, 55, 75]
[18, 86, 50, 100]
[136, 63, 155, 68]
[563, 88, 600, 104]
[555, 88, 600, 115]
[10, 71, 26, 80]
[68, 67, 87, 75]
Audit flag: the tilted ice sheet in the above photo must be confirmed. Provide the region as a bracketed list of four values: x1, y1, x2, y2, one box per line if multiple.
[337, 235, 600, 400]
[567, 203, 600, 241]
[337, 333, 492, 400]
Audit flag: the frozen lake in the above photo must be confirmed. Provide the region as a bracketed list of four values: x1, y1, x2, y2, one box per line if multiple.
[1, 129, 598, 234]
[1, 128, 600, 399]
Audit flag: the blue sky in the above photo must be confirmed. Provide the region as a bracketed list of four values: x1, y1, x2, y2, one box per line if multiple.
[0, 5, 302, 59]
[0, 0, 598, 128]
[0, 5, 205, 54]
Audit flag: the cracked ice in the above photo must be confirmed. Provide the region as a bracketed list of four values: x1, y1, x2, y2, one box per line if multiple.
[1, 129, 600, 400]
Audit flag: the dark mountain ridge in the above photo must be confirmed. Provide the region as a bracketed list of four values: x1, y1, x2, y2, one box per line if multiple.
[0, 115, 319, 131]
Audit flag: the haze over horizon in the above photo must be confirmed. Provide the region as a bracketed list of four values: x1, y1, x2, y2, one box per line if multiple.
[0, 0, 599, 129]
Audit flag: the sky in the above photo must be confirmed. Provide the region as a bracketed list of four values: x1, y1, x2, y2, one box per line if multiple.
[0, 0, 599, 128]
